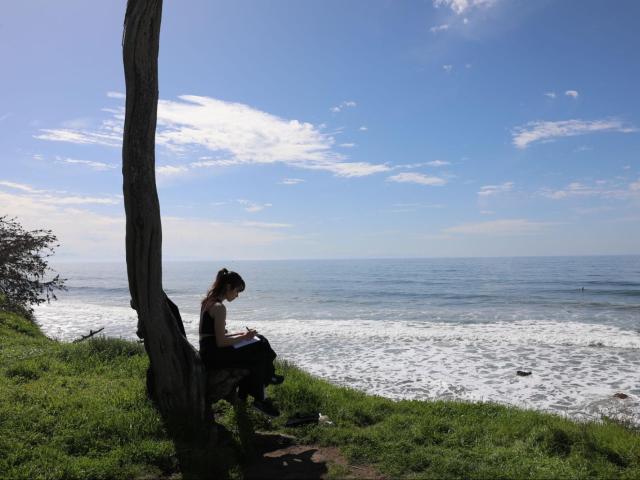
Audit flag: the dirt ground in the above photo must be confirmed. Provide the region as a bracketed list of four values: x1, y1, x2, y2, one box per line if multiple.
[243, 433, 385, 480]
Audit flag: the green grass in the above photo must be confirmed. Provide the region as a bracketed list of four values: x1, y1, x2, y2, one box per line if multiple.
[266, 362, 640, 479]
[0, 311, 176, 480]
[2, 310, 639, 479]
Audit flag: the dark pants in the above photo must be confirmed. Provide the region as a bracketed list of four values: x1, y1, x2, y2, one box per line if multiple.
[202, 335, 277, 401]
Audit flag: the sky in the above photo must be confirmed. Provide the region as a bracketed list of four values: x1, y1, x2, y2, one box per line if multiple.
[1, 0, 639, 261]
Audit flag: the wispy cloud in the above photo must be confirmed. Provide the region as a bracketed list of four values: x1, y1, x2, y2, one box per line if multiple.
[444, 219, 553, 235]
[430, 23, 450, 33]
[478, 181, 513, 196]
[565, 90, 579, 99]
[0, 188, 295, 260]
[280, 178, 305, 185]
[443, 64, 453, 73]
[36, 95, 387, 178]
[107, 91, 126, 99]
[382, 202, 445, 213]
[56, 156, 116, 171]
[512, 118, 637, 149]
[359, 126, 368, 131]
[392, 160, 451, 170]
[0, 181, 45, 193]
[433, 0, 497, 15]
[0, 180, 120, 205]
[539, 179, 640, 200]
[238, 199, 272, 213]
[339, 143, 356, 148]
[241, 221, 292, 229]
[330, 100, 357, 113]
[544, 92, 556, 99]
[157, 165, 189, 177]
[35, 127, 122, 147]
[426, 160, 451, 167]
[0, 113, 11, 122]
[387, 172, 447, 186]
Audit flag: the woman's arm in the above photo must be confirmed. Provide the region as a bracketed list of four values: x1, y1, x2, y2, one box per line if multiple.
[210, 304, 255, 347]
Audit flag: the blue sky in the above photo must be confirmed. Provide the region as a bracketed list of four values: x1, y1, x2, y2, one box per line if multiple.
[1, 0, 639, 260]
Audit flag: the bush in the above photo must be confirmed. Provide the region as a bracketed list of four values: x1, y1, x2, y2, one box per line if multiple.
[0, 216, 66, 318]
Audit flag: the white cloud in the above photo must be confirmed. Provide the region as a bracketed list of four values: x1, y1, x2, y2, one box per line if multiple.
[544, 92, 557, 99]
[238, 199, 272, 213]
[157, 165, 189, 177]
[37, 95, 387, 178]
[433, 0, 497, 15]
[480, 210, 495, 215]
[0, 113, 11, 122]
[107, 91, 126, 99]
[443, 64, 453, 73]
[430, 23, 450, 33]
[241, 221, 292, 229]
[189, 158, 240, 168]
[540, 179, 640, 200]
[304, 161, 390, 177]
[57, 157, 116, 171]
[565, 90, 579, 99]
[444, 219, 553, 235]
[0, 180, 120, 206]
[0, 181, 44, 193]
[359, 126, 368, 131]
[387, 172, 447, 186]
[35, 128, 121, 147]
[392, 160, 451, 170]
[0, 187, 296, 260]
[512, 118, 637, 149]
[330, 100, 357, 113]
[478, 181, 513, 196]
[426, 160, 451, 167]
[339, 143, 356, 148]
[280, 178, 305, 185]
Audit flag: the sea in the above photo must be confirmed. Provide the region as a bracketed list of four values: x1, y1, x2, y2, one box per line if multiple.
[34, 256, 640, 426]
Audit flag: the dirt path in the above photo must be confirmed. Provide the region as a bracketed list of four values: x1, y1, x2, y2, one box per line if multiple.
[243, 433, 385, 479]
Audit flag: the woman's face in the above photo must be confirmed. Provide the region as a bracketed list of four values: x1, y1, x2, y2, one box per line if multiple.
[225, 286, 241, 302]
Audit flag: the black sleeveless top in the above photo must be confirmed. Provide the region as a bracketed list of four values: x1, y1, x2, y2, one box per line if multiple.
[199, 309, 219, 364]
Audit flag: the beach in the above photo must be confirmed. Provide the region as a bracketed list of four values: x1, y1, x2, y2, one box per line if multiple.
[35, 256, 640, 426]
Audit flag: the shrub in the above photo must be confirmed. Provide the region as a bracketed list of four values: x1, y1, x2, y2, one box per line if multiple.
[0, 216, 66, 318]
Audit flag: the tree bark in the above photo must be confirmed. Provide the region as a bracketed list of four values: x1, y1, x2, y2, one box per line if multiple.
[121, 1, 217, 477]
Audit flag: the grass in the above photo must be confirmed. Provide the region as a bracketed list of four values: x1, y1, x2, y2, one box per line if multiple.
[2, 309, 639, 479]
[0, 310, 176, 480]
[267, 362, 640, 479]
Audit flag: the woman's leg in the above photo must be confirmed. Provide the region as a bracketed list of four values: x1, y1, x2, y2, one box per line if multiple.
[217, 342, 269, 400]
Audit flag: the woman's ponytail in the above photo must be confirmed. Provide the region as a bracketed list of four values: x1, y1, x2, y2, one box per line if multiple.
[201, 268, 245, 312]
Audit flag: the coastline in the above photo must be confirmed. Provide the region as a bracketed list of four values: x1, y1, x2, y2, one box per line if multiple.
[2, 310, 639, 479]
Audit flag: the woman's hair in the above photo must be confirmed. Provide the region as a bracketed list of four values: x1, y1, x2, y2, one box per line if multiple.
[201, 268, 245, 312]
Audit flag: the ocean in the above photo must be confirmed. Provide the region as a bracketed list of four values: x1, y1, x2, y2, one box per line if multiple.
[34, 256, 640, 426]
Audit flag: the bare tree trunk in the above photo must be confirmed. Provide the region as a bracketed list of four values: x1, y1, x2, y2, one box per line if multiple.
[121, 1, 218, 477]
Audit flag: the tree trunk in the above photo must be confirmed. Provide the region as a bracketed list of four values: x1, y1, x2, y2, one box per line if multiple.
[121, 1, 218, 477]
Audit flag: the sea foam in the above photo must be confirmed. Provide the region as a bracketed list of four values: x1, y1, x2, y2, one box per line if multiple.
[35, 301, 640, 427]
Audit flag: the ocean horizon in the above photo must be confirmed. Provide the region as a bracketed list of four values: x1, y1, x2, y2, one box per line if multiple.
[35, 255, 640, 427]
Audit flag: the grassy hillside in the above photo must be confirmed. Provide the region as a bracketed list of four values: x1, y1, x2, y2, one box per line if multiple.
[1, 310, 638, 479]
[0, 311, 175, 479]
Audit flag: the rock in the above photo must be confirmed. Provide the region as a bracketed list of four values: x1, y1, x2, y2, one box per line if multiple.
[613, 392, 629, 399]
[516, 370, 532, 376]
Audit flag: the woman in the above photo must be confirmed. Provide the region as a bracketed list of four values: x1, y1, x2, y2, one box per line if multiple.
[199, 268, 283, 417]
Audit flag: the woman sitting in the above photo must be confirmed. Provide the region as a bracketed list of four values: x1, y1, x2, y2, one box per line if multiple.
[199, 268, 283, 417]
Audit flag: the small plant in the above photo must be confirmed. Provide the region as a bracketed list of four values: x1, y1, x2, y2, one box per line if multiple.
[0, 216, 66, 318]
